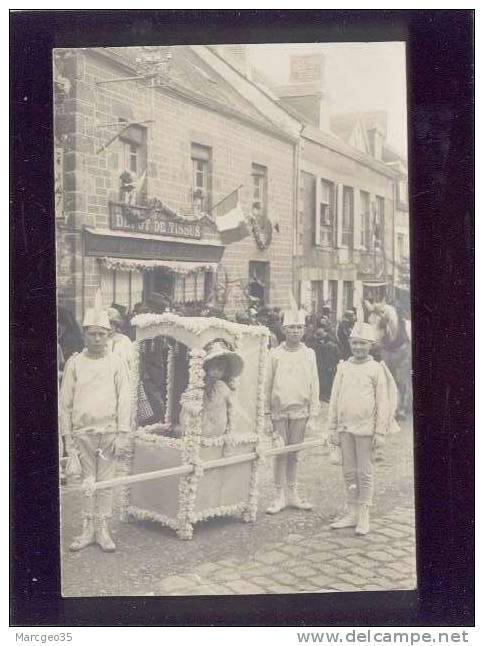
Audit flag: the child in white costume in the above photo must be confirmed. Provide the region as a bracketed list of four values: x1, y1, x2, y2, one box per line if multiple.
[265, 309, 320, 514]
[328, 322, 396, 535]
[201, 340, 244, 438]
[59, 304, 131, 553]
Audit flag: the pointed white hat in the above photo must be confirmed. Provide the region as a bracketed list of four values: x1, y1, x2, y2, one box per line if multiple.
[82, 289, 111, 330]
[282, 290, 306, 326]
[83, 308, 111, 330]
[350, 322, 376, 342]
[282, 309, 306, 326]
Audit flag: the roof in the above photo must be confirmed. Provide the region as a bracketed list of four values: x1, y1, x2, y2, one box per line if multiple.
[302, 124, 398, 178]
[329, 113, 361, 143]
[382, 140, 408, 166]
[87, 46, 293, 141]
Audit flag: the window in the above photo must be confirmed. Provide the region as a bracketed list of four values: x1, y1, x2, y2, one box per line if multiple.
[360, 190, 371, 250]
[119, 122, 147, 204]
[318, 179, 334, 247]
[191, 143, 212, 213]
[123, 142, 139, 175]
[248, 261, 270, 304]
[252, 164, 268, 218]
[374, 196, 385, 250]
[342, 187, 354, 248]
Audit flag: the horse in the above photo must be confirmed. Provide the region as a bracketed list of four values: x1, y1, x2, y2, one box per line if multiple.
[365, 300, 412, 420]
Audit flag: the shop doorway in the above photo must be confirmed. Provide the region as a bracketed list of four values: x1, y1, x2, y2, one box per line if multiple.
[248, 261, 270, 306]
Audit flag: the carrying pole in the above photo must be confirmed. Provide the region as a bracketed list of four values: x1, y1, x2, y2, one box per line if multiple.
[69, 438, 327, 493]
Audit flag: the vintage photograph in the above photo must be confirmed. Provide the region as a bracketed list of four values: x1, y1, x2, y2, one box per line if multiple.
[54, 42, 414, 597]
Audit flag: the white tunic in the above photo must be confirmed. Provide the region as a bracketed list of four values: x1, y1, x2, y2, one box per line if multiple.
[328, 357, 389, 437]
[265, 343, 320, 420]
[58, 350, 131, 436]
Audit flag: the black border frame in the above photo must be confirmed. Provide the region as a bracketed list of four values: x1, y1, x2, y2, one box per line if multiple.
[10, 9, 474, 626]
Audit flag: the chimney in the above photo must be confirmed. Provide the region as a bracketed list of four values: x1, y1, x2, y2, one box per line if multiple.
[275, 53, 330, 130]
[217, 44, 250, 78]
[362, 113, 387, 161]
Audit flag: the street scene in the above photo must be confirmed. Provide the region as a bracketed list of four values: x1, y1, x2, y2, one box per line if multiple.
[61, 414, 414, 596]
[55, 42, 413, 597]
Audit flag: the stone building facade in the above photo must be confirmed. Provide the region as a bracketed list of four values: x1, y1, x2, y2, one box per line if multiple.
[275, 54, 402, 320]
[54, 45, 297, 322]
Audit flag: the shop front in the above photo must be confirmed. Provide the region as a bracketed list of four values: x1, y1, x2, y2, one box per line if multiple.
[82, 201, 224, 316]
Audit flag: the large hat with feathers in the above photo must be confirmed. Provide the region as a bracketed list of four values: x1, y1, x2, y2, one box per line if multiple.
[203, 339, 244, 379]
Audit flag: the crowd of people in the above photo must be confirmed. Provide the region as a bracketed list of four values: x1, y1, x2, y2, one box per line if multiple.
[58, 299, 384, 422]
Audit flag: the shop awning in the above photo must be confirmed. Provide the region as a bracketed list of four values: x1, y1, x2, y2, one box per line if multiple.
[97, 256, 218, 274]
[84, 227, 225, 265]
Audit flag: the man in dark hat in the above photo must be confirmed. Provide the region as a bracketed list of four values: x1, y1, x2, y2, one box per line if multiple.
[337, 310, 356, 359]
[310, 325, 340, 403]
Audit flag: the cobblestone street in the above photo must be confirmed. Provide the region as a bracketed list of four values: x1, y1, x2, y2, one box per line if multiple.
[151, 504, 415, 595]
[61, 416, 415, 597]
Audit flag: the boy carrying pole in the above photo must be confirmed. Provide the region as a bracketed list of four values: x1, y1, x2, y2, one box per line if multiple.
[59, 294, 131, 552]
[265, 305, 320, 514]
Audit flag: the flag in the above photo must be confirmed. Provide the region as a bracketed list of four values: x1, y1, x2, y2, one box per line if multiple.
[213, 187, 250, 245]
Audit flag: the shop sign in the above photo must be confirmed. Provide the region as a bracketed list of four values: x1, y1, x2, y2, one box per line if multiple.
[109, 202, 202, 239]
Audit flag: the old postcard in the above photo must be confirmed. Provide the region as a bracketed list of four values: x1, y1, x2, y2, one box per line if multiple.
[54, 42, 414, 597]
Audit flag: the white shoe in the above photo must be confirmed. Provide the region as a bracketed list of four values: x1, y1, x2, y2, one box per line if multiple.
[287, 486, 313, 510]
[69, 516, 95, 551]
[95, 517, 116, 552]
[355, 504, 370, 535]
[330, 503, 358, 529]
[266, 489, 286, 514]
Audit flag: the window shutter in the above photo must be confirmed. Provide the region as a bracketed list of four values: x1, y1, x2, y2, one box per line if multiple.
[315, 176, 321, 246]
[370, 196, 376, 250]
[353, 189, 361, 249]
[336, 183, 343, 247]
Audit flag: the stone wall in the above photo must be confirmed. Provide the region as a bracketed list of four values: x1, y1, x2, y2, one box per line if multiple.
[55, 48, 295, 321]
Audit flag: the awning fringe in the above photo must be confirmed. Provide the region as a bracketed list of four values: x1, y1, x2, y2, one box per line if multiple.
[97, 256, 218, 274]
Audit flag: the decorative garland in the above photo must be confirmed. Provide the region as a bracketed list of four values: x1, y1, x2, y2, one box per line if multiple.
[243, 333, 270, 523]
[190, 502, 248, 524]
[163, 342, 176, 426]
[135, 430, 184, 452]
[135, 421, 171, 435]
[199, 432, 258, 448]
[117, 340, 141, 520]
[176, 348, 206, 540]
[132, 312, 270, 338]
[249, 216, 273, 251]
[97, 257, 218, 275]
[127, 505, 179, 531]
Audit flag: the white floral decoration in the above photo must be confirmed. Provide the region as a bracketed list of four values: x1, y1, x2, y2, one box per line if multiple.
[127, 506, 179, 531]
[122, 316, 271, 539]
[117, 341, 140, 520]
[132, 312, 270, 338]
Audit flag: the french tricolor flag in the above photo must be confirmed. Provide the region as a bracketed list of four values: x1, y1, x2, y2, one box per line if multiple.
[213, 187, 250, 245]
